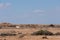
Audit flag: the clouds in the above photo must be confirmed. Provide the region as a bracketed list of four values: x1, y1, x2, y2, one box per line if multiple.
[0, 2, 11, 9]
[33, 9, 45, 13]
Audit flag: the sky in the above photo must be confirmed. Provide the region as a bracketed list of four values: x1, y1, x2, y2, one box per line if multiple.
[0, 0, 59, 24]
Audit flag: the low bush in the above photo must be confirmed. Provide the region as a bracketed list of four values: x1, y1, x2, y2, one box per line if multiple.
[55, 32, 60, 35]
[31, 30, 53, 36]
[49, 24, 55, 27]
[0, 33, 16, 36]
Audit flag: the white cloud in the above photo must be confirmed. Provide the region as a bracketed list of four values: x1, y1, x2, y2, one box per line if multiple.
[0, 3, 11, 9]
[33, 9, 45, 13]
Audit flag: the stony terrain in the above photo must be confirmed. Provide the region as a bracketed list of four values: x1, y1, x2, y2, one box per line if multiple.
[0, 23, 60, 40]
[0, 28, 60, 40]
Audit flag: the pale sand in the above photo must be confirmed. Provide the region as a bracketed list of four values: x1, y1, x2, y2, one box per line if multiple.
[0, 28, 60, 40]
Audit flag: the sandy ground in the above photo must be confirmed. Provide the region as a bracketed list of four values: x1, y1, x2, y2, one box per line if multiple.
[0, 35, 60, 40]
[0, 28, 60, 40]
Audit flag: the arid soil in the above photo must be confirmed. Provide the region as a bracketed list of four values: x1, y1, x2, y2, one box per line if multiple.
[0, 28, 60, 40]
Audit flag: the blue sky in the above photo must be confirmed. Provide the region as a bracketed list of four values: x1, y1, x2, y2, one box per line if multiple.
[0, 0, 59, 24]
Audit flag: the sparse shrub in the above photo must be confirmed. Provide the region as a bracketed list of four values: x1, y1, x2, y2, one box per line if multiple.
[55, 32, 60, 35]
[0, 27, 2, 29]
[18, 32, 22, 34]
[49, 24, 55, 27]
[0, 33, 8, 36]
[0, 33, 16, 36]
[31, 30, 53, 36]
[42, 36, 48, 39]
